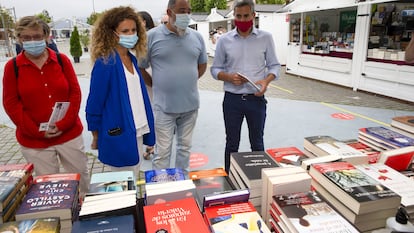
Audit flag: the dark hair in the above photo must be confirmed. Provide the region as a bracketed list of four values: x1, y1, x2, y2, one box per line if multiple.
[233, 0, 255, 13]
[139, 11, 155, 30]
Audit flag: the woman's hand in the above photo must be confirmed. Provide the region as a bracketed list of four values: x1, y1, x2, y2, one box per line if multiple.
[44, 125, 62, 138]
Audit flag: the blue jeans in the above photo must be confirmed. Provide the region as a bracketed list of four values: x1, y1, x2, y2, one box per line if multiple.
[223, 92, 267, 173]
[152, 107, 198, 176]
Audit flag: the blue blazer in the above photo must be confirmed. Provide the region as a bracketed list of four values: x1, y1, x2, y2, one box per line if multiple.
[85, 51, 155, 167]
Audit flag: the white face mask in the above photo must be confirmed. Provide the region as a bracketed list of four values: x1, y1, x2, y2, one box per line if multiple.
[174, 13, 191, 30]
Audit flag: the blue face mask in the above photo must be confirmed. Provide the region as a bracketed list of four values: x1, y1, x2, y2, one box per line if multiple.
[118, 34, 139, 49]
[174, 13, 191, 30]
[23, 40, 46, 56]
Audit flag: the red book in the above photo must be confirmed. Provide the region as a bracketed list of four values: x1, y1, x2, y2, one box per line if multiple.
[204, 201, 271, 233]
[266, 146, 311, 167]
[33, 173, 81, 183]
[143, 197, 210, 233]
[377, 146, 414, 171]
[343, 139, 381, 164]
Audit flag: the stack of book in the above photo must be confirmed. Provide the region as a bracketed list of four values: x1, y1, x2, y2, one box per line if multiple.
[15, 173, 80, 233]
[303, 135, 369, 165]
[390, 115, 414, 137]
[0, 163, 34, 223]
[260, 166, 312, 228]
[144, 179, 196, 205]
[143, 197, 210, 233]
[189, 168, 235, 211]
[0, 217, 60, 232]
[229, 151, 280, 212]
[265, 146, 313, 167]
[356, 163, 414, 222]
[358, 126, 414, 151]
[270, 190, 360, 233]
[342, 139, 381, 164]
[79, 171, 138, 222]
[309, 161, 402, 232]
[204, 200, 272, 233]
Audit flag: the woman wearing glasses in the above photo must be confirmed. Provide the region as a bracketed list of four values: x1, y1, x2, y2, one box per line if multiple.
[2, 16, 90, 198]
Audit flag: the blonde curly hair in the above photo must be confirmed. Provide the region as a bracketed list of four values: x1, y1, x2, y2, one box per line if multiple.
[90, 6, 147, 62]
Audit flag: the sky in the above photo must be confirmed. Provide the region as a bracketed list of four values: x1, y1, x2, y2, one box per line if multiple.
[0, 0, 169, 23]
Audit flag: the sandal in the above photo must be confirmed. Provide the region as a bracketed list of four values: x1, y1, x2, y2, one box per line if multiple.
[144, 146, 154, 160]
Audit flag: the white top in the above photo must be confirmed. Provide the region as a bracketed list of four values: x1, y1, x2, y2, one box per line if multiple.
[123, 64, 149, 137]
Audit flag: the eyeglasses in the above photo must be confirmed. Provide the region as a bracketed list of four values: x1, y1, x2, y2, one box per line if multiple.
[162, 21, 168, 24]
[20, 34, 45, 42]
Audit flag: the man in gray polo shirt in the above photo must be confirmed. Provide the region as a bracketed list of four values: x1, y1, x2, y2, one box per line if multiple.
[139, 0, 207, 176]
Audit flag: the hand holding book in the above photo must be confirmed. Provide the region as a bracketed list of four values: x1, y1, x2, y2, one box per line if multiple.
[237, 72, 262, 92]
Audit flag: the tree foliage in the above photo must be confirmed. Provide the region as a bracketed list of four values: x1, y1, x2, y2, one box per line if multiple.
[36, 10, 52, 23]
[204, 0, 227, 12]
[256, 0, 286, 4]
[0, 9, 15, 29]
[191, 0, 206, 12]
[87, 12, 101, 26]
[70, 26, 82, 58]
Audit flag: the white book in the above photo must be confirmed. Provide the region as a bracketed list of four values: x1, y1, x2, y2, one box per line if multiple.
[39, 102, 70, 131]
[237, 72, 261, 91]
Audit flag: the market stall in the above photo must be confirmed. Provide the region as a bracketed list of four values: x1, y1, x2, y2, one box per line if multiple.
[280, 0, 414, 102]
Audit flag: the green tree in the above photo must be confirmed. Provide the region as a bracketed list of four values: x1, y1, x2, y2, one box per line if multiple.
[256, 0, 286, 4]
[191, 0, 206, 12]
[36, 10, 52, 23]
[204, 0, 227, 12]
[87, 12, 101, 26]
[0, 8, 15, 29]
[70, 26, 82, 62]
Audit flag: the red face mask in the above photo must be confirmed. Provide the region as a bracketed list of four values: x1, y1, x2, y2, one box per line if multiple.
[234, 20, 253, 32]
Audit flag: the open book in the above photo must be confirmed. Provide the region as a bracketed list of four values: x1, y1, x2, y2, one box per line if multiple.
[237, 72, 261, 91]
[39, 102, 70, 131]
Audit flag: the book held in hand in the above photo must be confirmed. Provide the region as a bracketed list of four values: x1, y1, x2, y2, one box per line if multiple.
[39, 101, 70, 131]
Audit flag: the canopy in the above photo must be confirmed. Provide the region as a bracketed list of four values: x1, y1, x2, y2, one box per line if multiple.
[278, 0, 398, 14]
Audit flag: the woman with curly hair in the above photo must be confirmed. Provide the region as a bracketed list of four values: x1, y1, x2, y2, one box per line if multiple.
[85, 6, 155, 179]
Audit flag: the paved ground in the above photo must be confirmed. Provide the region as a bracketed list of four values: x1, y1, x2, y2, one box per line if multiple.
[0, 40, 413, 183]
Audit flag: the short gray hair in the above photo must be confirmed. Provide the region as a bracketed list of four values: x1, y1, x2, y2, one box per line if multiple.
[233, 0, 255, 13]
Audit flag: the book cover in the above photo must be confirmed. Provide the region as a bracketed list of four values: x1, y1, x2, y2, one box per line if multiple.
[305, 136, 368, 164]
[88, 171, 135, 195]
[144, 168, 186, 183]
[359, 126, 414, 148]
[230, 151, 280, 189]
[203, 188, 250, 209]
[261, 169, 312, 228]
[357, 163, 414, 208]
[377, 146, 414, 171]
[311, 180, 396, 231]
[1, 183, 30, 223]
[145, 179, 196, 205]
[192, 175, 235, 211]
[237, 72, 261, 91]
[143, 197, 210, 233]
[309, 161, 401, 214]
[265, 146, 311, 167]
[303, 135, 337, 156]
[342, 139, 381, 164]
[72, 214, 135, 233]
[16, 179, 79, 221]
[391, 115, 414, 134]
[0, 217, 60, 233]
[272, 191, 360, 233]
[300, 154, 342, 171]
[204, 201, 271, 233]
[39, 101, 70, 131]
[189, 167, 227, 180]
[34, 173, 80, 183]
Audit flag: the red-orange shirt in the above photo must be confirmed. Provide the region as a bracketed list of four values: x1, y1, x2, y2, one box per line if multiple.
[2, 48, 83, 148]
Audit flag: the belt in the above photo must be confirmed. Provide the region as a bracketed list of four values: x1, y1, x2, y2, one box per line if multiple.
[225, 92, 267, 103]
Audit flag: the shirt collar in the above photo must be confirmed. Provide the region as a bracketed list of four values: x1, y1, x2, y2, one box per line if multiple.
[231, 26, 258, 38]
